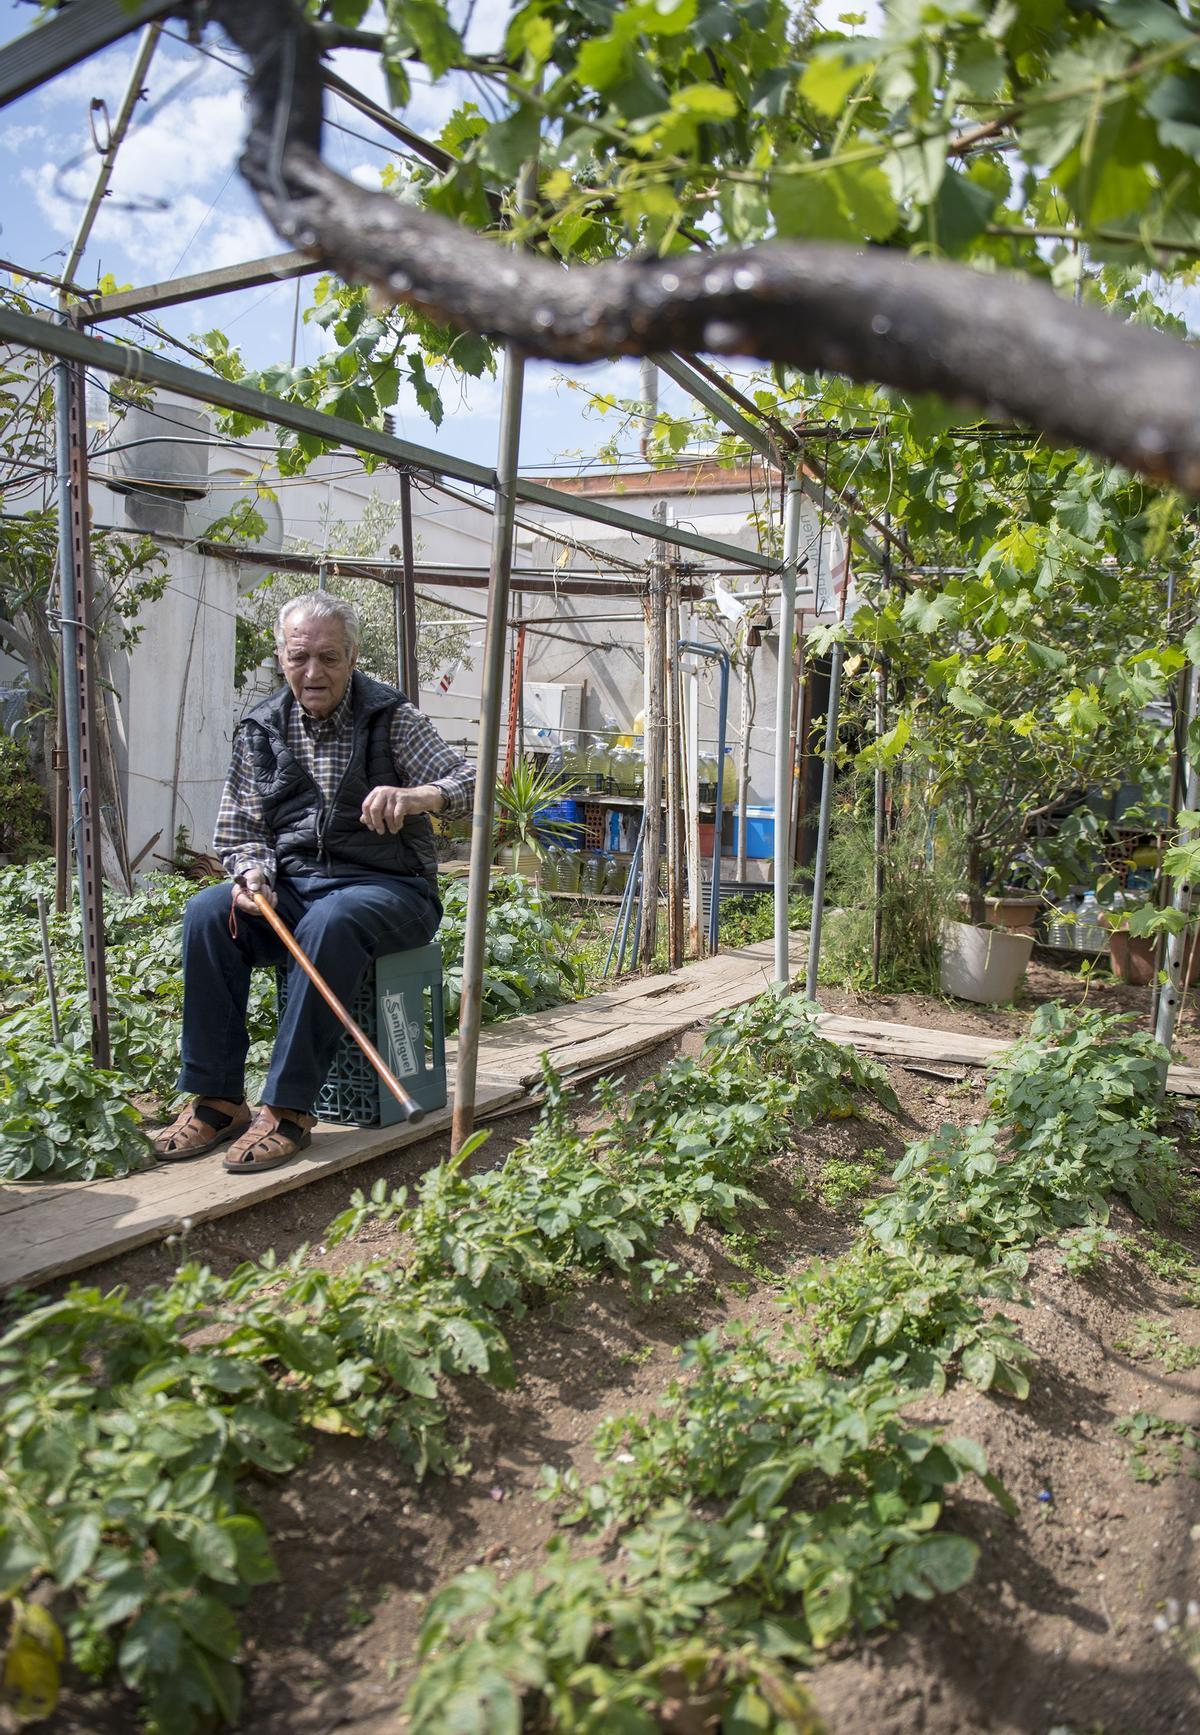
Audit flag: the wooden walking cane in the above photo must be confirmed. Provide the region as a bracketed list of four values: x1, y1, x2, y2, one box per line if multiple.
[248, 890, 426, 1124]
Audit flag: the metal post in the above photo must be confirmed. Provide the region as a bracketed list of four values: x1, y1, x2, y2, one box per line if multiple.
[871, 653, 888, 987]
[55, 357, 110, 1063]
[774, 473, 803, 982]
[805, 640, 845, 1001]
[871, 537, 892, 986]
[35, 894, 61, 1045]
[639, 503, 668, 967]
[679, 643, 730, 954]
[397, 470, 420, 698]
[665, 562, 683, 970]
[61, 23, 161, 286]
[1154, 662, 1200, 1079]
[450, 342, 526, 1151]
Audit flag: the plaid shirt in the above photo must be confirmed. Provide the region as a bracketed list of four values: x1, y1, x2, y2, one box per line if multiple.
[215, 684, 475, 883]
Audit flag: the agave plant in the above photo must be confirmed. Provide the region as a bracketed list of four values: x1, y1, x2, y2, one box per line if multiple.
[494, 757, 583, 868]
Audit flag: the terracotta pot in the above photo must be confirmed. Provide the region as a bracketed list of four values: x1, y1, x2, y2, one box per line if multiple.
[955, 893, 1043, 936]
[1108, 924, 1200, 988]
[940, 921, 1034, 1005]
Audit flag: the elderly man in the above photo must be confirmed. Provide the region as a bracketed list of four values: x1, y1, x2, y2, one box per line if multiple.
[154, 591, 475, 1173]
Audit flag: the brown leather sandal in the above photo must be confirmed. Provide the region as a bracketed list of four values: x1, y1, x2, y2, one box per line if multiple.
[222, 1110, 315, 1174]
[153, 1098, 251, 1163]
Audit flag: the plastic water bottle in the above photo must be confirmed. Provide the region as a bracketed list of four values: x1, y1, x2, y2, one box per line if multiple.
[1076, 891, 1103, 953]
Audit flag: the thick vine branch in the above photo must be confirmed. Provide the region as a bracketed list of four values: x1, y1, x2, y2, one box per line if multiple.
[210, 0, 1200, 495]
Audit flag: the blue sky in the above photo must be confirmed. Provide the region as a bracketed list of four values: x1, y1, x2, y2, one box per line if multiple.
[0, 0, 681, 473]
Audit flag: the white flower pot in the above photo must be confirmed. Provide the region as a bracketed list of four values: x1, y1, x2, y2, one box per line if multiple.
[940, 920, 1033, 1005]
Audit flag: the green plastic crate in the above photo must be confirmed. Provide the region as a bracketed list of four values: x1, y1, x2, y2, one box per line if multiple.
[276, 943, 446, 1125]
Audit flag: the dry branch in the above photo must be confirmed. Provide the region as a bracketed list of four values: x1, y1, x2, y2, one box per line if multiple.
[210, 0, 1200, 494]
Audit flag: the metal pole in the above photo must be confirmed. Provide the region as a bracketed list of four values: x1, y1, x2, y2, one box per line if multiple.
[665, 561, 683, 970]
[397, 470, 420, 697]
[450, 342, 526, 1151]
[55, 356, 110, 1063]
[774, 473, 803, 982]
[639, 503, 668, 967]
[61, 23, 161, 287]
[871, 654, 888, 987]
[679, 643, 730, 954]
[805, 640, 845, 1001]
[1154, 662, 1200, 1080]
[35, 894, 61, 1044]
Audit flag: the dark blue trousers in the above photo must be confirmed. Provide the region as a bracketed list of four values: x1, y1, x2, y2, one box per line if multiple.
[176, 872, 441, 1115]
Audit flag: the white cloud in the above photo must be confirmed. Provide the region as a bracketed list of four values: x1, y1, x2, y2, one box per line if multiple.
[0, 121, 46, 151]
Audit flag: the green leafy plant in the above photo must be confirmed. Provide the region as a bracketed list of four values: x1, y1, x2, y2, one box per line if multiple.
[493, 757, 584, 864]
[438, 872, 584, 1022]
[0, 735, 46, 857]
[814, 1145, 890, 1212]
[0, 1036, 153, 1182]
[1115, 1412, 1200, 1484]
[1114, 1319, 1200, 1374]
[1059, 1225, 1120, 1279]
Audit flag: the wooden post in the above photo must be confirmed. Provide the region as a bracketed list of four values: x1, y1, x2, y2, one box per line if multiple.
[639, 503, 667, 968]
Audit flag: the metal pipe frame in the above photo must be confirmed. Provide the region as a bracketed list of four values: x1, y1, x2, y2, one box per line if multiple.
[0, 307, 774, 572]
[0, 0, 174, 108]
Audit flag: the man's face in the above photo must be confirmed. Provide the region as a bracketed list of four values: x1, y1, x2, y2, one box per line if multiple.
[278, 615, 356, 719]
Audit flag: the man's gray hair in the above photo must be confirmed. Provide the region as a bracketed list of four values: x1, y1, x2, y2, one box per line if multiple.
[275, 592, 362, 655]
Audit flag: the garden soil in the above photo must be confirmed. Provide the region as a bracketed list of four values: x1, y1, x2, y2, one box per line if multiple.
[27, 999, 1200, 1735]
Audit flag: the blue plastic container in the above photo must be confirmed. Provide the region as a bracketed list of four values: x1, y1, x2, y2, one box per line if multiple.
[536, 798, 582, 847]
[731, 805, 775, 860]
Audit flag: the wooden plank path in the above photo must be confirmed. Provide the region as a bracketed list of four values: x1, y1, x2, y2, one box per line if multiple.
[4, 932, 1199, 1292]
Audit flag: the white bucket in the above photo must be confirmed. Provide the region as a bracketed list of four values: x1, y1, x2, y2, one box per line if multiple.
[939, 921, 1034, 1005]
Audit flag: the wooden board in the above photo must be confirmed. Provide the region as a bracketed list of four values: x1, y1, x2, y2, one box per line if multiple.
[10, 927, 1200, 1293]
[0, 1077, 522, 1293]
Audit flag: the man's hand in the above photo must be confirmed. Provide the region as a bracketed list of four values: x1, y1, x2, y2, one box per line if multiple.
[360, 783, 445, 835]
[233, 867, 277, 915]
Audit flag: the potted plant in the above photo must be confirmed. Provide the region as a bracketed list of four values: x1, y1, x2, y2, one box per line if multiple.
[849, 532, 1174, 1005]
[493, 757, 583, 878]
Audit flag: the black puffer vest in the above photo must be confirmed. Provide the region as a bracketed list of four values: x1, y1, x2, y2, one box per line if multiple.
[238, 672, 440, 893]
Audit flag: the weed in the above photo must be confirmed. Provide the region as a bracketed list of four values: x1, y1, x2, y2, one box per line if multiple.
[1114, 1412, 1200, 1482]
[815, 1145, 889, 1211]
[1114, 1319, 1200, 1372]
[1060, 1225, 1121, 1279]
[1124, 1230, 1200, 1287]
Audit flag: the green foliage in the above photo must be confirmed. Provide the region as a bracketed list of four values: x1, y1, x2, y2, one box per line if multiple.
[867, 1007, 1178, 1262]
[438, 873, 585, 1022]
[815, 791, 958, 993]
[701, 985, 900, 1120]
[787, 1244, 1033, 1400]
[1114, 1318, 1200, 1373]
[0, 1036, 153, 1182]
[0, 985, 883, 1728]
[1115, 1412, 1200, 1484]
[712, 890, 812, 949]
[493, 757, 585, 858]
[0, 736, 46, 856]
[1059, 1224, 1121, 1279]
[813, 1145, 889, 1211]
